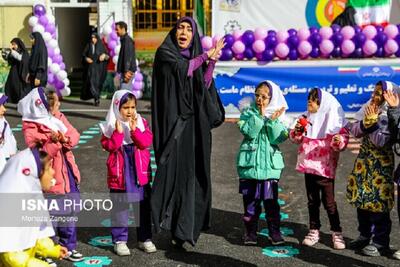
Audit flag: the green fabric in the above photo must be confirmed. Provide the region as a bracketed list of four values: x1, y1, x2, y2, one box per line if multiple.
[348, 0, 390, 8]
[194, 0, 205, 35]
[237, 106, 288, 180]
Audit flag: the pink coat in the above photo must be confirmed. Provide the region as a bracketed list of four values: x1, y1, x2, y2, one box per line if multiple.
[22, 111, 81, 194]
[100, 118, 152, 190]
[289, 128, 349, 179]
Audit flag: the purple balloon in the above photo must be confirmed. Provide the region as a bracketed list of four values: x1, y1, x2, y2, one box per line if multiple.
[352, 47, 363, 58]
[309, 27, 319, 35]
[353, 33, 366, 48]
[331, 24, 341, 33]
[108, 40, 117, 50]
[224, 34, 235, 48]
[60, 62, 66, 70]
[331, 46, 341, 58]
[45, 23, 56, 34]
[220, 48, 233, 61]
[255, 53, 263, 61]
[53, 54, 62, 64]
[262, 49, 275, 61]
[110, 31, 118, 41]
[48, 73, 54, 84]
[243, 48, 254, 59]
[376, 25, 384, 33]
[374, 32, 388, 47]
[265, 35, 278, 49]
[47, 47, 54, 58]
[39, 15, 48, 26]
[241, 30, 255, 46]
[396, 34, 400, 45]
[288, 29, 297, 36]
[235, 53, 244, 60]
[375, 47, 385, 57]
[288, 49, 298, 60]
[268, 30, 277, 36]
[34, 4, 46, 17]
[396, 49, 400, 57]
[55, 80, 65, 90]
[287, 35, 299, 49]
[354, 25, 362, 34]
[133, 82, 143, 91]
[310, 47, 320, 58]
[331, 33, 343, 46]
[309, 33, 322, 47]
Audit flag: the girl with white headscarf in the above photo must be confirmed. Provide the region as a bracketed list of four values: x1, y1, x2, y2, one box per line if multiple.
[236, 80, 288, 246]
[18, 88, 83, 262]
[0, 94, 17, 173]
[346, 81, 399, 257]
[289, 88, 348, 250]
[100, 90, 156, 255]
[0, 147, 68, 266]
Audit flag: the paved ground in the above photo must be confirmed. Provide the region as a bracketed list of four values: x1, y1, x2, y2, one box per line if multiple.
[4, 98, 400, 267]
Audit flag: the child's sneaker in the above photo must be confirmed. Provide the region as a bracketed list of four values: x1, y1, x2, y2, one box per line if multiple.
[138, 241, 157, 253]
[269, 231, 285, 245]
[302, 229, 320, 247]
[332, 232, 346, 250]
[243, 234, 257, 246]
[361, 243, 388, 257]
[349, 235, 370, 250]
[393, 250, 400, 260]
[114, 242, 131, 256]
[64, 250, 84, 262]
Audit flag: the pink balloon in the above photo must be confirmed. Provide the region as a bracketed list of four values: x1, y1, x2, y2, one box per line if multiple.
[235, 53, 244, 60]
[341, 39, 355, 55]
[384, 39, 399, 55]
[232, 40, 245, 54]
[341, 26, 355, 40]
[254, 27, 268, 40]
[108, 40, 117, 50]
[298, 40, 312, 56]
[233, 30, 243, 40]
[213, 34, 223, 46]
[201, 36, 213, 50]
[363, 25, 377, 39]
[363, 40, 377, 56]
[384, 24, 399, 39]
[319, 39, 334, 54]
[297, 28, 310, 41]
[252, 40, 266, 53]
[276, 31, 289, 43]
[275, 43, 289, 59]
[319, 26, 333, 39]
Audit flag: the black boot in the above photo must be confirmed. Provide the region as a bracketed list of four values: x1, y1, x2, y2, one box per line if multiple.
[243, 220, 258, 245]
[268, 219, 285, 245]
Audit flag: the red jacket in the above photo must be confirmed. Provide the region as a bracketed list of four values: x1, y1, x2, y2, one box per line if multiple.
[100, 118, 152, 190]
[22, 112, 81, 194]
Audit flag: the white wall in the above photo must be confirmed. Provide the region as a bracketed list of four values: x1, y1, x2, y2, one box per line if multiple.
[98, 0, 133, 36]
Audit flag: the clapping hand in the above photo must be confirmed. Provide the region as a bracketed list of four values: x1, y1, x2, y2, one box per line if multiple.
[383, 90, 399, 108]
[271, 107, 285, 121]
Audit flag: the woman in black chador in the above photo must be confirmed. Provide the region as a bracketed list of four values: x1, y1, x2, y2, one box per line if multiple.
[2, 38, 30, 103]
[151, 17, 225, 247]
[28, 32, 48, 88]
[81, 33, 109, 106]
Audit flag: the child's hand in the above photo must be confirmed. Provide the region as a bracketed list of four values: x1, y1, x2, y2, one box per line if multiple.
[50, 131, 59, 142]
[129, 115, 137, 131]
[271, 107, 285, 121]
[115, 120, 123, 133]
[332, 134, 341, 144]
[59, 246, 68, 259]
[383, 90, 399, 108]
[58, 132, 69, 144]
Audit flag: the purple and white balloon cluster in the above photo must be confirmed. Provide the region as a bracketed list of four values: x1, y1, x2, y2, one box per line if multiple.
[102, 22, 144, 99]
[28, 4, 70, 96]
[201, 24, 400, 61]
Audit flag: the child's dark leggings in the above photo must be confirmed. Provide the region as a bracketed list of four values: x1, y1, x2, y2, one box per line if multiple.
[305, 173, 342, 232]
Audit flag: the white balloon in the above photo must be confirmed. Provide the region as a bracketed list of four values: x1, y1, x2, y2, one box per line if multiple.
[54, 47, 60, 55]
[115, 45, 121, 54]
[47, 13, 55, 24]
[112, 56, 118, 64]
[33, 25, 45, 34]
[133, 90, 143, 99]
[49, 39, 58, 49]
[57, 70, 67, 81]
[50, 63, 60, 74]
[43, 32, 52, 42]
[63, 78, 70, 87]
[47, 57, 53, 66]
[61, 87, 71, 97]
[103, 26, 112, 36]
[28, 16, 38, 27]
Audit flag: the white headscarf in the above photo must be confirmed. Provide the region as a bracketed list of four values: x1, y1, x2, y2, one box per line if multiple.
[305, 89, 346, 139]
[99, 89, 145, 145]
[0, 148, 54, 252]
[0, 94, 17, 173]
[17, 88, 67, 133]
[354, 81, 400, 121]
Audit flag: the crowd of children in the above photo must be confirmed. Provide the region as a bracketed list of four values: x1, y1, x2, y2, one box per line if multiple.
[0, 79, 400, 265]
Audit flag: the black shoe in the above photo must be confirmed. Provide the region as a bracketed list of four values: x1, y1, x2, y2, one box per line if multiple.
[94, 99, 100, 106]
[361, 243, 388, 257]
[269, 231, 285, 246]
[171, 237, 185, 249]
[64, 250, 84, 262]
[243, 234, 257, 246]
[349, 236, 371, 250]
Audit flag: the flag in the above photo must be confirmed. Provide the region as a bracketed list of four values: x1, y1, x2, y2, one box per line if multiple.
[193, 0, 205, 36]
[348, 0, 392, 26]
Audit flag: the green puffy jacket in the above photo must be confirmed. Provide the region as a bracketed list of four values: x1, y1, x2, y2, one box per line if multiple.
[236, 106, 288, 180]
